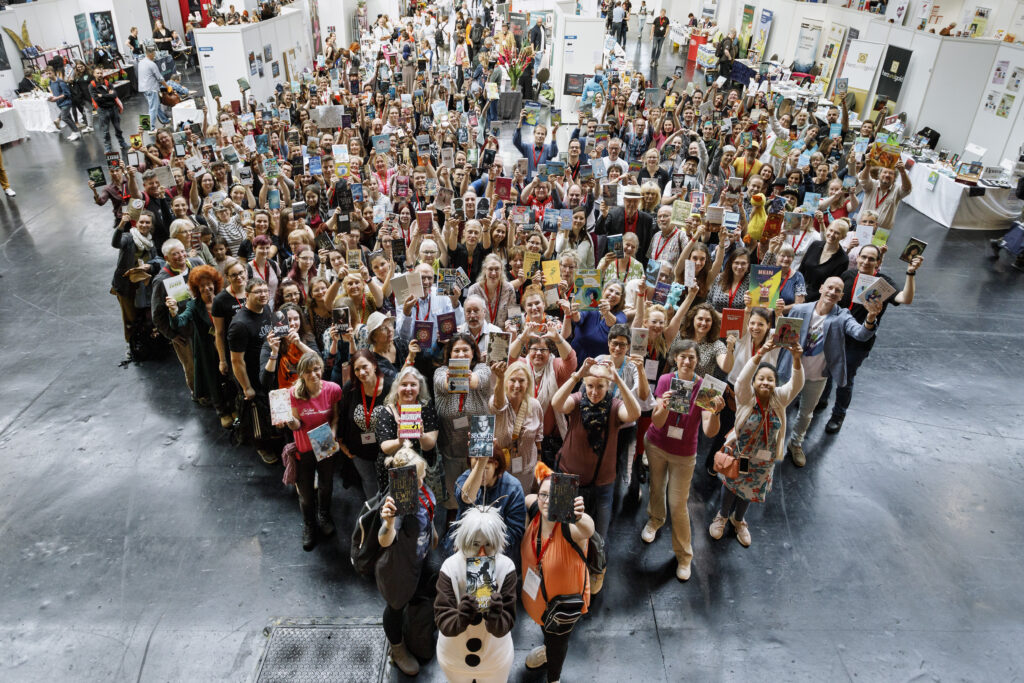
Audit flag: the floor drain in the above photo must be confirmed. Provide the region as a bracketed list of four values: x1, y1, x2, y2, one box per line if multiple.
[254, 622, 387, 683]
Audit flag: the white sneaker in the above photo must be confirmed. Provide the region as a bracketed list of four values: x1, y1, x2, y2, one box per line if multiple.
[4, 188, 15, 197]
[641, 521, 658, 543]
[708, 513, 728, 540]
[676, 561, 691, 581]
[732, 518, 751, 547]
[525, 644, 547, 669]
[83, 126, 94, 133]
[67, 133, 81, 141]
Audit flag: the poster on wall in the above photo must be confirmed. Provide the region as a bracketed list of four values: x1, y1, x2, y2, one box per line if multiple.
[264, 45, 272, 62]
[272, 61, 280, 78]
[0, 34, 8, 71]
[738, 4, 755, 58]
[891, 0, 910, 25]
[74, 13, 93, 52]
[146, 0, 163, 26]
[309, 0, 323, 57]
[984, 90, 999, 112]
[993, 60, 1009, 85]
[256, 55, 264, 78]
[841, 39, 884, 114]
[997, 94, 1014, 118]
[750, 10, 773, 63]
[701, 0, 719, 21]
[793, 22, 822, 73]
[968, 7, 989, 37]
[249, 52, 256, 75]
[1009, 67, 1023, 93]
[91, 11, 116, 48]
[875, 45, 912, 102]
[819, 22, 847, 93]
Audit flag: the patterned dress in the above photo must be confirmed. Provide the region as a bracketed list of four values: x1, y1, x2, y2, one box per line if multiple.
[720, 408, 783, 503]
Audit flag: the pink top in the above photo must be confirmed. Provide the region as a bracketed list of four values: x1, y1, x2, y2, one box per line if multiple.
[644, 373, 704, 457]
[291, 381, 342, 453]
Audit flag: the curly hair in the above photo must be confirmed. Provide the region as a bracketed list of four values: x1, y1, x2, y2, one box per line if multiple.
[187, 265, 224, 298]
[681, 302, 721, 342]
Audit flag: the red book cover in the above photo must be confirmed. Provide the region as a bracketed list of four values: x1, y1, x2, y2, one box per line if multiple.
[720, 308, 745, 339]
[495, 176, 512, 200]
[417, 210, 433, 233]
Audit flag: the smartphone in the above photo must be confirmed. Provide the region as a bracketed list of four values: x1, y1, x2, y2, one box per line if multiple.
[738, 457, 750, 474]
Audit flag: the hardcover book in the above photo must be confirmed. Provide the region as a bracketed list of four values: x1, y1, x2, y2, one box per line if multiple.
[547, 473, 579, 523]
[389, 465, 419, 515]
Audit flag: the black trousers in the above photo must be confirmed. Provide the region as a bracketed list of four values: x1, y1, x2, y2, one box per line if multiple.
[295, 451, 337, 523]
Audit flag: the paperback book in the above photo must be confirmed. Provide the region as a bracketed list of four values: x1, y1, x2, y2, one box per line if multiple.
[468, 415, 496, 459]
[694, 375, 727, 411]
[749, 264, 783, 308]
[389, 465, 419, 516]
[308, 422, 338, 461]
[466, 556, 496, 610]
[667, 377, 695, 414]
[268, 388, 292, 425]
[487, 331, 511, 364]
[772, 316, 803, 348]
[398, 403, 423, 439]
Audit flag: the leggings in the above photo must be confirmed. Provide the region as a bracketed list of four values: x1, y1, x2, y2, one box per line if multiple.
[383, 603, 405, 644]
[544, 629, 573, 681]
[719, 485, 750, 522]
[295, 450, 336, 523]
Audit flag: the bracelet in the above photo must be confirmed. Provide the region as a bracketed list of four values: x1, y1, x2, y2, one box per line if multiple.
[906, 271, 915, 276]
[269, 355, 278, 360]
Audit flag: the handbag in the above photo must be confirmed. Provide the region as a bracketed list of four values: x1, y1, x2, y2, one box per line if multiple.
[713, 445, 739, 479]
[541, 592, 586, 635]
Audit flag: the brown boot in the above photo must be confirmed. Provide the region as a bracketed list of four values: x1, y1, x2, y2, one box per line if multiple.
[389, 641, 419, 676]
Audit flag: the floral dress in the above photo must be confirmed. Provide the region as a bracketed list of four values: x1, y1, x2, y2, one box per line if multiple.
[721, 408, 783, 503]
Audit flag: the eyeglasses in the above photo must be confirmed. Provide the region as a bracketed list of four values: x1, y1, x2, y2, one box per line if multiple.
[528, 347, 550, 354]
[537, 492, 550, 501]
[609, 341, 628, 349]
[228, 270, 246, 279]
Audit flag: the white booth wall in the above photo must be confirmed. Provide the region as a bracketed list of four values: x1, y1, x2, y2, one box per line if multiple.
[551, 0, 605, 123]
[193, 6, 312, 106]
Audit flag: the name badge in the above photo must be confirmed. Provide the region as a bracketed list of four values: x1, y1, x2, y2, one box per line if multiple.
[523, 567, 541, 600]
[752, 448, 772, 463]
[667, 426, 684, 440]
[453, 416, 469, 430]
[512, 456, 523, 473]
[360, 432, 376, 444]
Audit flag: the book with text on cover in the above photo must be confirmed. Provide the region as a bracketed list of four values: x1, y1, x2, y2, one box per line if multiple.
[547, 473, 579, 523]
[720, 308, 745, 339]
[398, 403, 423, 439]
[694, 374, 727, 411]
[749, 264, 783, 308]
[487, 331, 510, 364]
[772, 316, 803, 349]
[466, 556, 496, 610]
[389, 465, 419, 516]
[668, 377, 694, 414]
[630, 328, 649, 358]
[308, 422, 338, 461]
[468, 415, 496, 459]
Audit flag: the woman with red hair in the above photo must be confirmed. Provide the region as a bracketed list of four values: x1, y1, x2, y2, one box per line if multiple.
[520, 461, 594, 683]
[166, 265, 234, 426]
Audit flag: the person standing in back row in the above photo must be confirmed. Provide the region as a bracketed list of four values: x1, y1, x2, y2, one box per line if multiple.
[137, 46, 170, 127]
[651, 9, 670, 67]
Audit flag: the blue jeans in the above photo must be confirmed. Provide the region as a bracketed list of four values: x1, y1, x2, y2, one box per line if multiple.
[144, 90, 170, 125]
[652, 36, 665, 60]
[581, 483, 614, 542]
[833, 341, 872, 419]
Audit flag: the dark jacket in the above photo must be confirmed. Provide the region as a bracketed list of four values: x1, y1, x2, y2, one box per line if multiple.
[595, 206, 656, 262]
[89, 79, 120, 110]
[111, 228, 158, 297]
[151, 258, 204, 341]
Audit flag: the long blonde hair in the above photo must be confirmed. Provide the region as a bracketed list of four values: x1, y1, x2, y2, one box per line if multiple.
[291, 351, 324, 401]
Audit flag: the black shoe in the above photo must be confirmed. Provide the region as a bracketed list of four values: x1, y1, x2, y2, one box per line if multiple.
[302, 522, 316, 551]
[317, 511, 336, 538]
[824, 414, 845, 434]
[990, 238, 1004, 257]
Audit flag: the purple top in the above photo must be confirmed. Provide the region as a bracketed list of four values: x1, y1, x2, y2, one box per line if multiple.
[644, 373, 704, 457]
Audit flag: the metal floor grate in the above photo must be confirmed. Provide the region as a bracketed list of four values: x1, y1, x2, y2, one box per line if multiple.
[254, 622, 387, 683]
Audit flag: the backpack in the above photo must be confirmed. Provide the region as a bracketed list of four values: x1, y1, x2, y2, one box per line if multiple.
[351, 488, 389, 576]
[125, 318, 170, 364]
[470, 24, 484, 45]
[435, 28, 445, 46]
[564, 524, 607, 594]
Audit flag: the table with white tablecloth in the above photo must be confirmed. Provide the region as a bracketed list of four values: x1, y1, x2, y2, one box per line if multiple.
[12, 97, 61, 133]
[172, 101, 205, 129]
[0, 107, 29, 145]
[902, 160, 1023, 230]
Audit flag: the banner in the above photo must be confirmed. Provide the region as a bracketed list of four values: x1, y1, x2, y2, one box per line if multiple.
[793, 21, 823, 73]
[875, 45, 912, 102]
[750, 9, 773, 63]
[841, 39, 885, 114]
[834, 27, 859, 97]
[738, 4, 756, 58]
[819, 23, 847, 94]
[702, 0, 719, 21]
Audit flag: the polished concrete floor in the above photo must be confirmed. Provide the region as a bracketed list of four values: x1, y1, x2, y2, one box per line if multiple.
[2, 32, 1024, 683]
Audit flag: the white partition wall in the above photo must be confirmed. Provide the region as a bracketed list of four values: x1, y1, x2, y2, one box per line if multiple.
[965, 41, 1024, 166]
[551, 0, 605, 124]
[194, 7, 312, 106]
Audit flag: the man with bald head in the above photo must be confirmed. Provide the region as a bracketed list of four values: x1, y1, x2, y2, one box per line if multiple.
[774, 276, 884, 466]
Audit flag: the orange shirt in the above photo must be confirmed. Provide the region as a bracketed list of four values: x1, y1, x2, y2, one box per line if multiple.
[520, 514, 591, 626]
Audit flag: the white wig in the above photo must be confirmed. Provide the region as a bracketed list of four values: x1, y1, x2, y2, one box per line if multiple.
[453, 506, 507, 556]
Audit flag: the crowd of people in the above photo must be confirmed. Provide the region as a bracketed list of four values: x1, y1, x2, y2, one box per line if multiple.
[86, 2, 928, 680]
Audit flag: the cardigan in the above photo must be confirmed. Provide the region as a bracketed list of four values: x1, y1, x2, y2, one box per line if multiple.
[775, 302, 875, 387]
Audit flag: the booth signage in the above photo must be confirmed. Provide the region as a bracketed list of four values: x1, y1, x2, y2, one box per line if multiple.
[876, 45, 912, 102]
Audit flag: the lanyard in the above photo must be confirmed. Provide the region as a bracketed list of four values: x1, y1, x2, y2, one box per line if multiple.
[532, 146, 543, 169]
[533, 365, 541, 398]
[848, 274, 859, 310]
[485, 281, 499, 322]
[653, 229, 677, 261]
[568, 159, 580, 180]
[754, 397, 772, 447]
[533, 517, 556, 564]
[778, 268, 793, 296]
[458, 393, 466, 412]
[790, 229, 808, 254]
[418, 485, 434, 519]
[415, 297, 432, 321]
[360, 376, 380, 430]
[253, 259, 269, 283]
[874, 189, 891, 210]
[624, 210, 638, 234]
[728, 279, 743, 308]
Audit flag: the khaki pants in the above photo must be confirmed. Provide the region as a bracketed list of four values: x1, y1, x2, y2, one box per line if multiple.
[171, 336, 195, 396]
[113, 290, 137, 344]
[645, 438, 696, 565]
[0, 145, 9, 190]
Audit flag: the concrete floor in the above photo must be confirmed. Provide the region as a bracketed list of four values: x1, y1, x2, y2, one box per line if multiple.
[1, 32, 1024, 683]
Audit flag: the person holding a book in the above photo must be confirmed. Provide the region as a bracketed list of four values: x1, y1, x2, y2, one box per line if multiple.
[434, 506, 518, 683]
[799, 218, 851, 302]
[551, 357, 642, 543]
[596, 185, 655, 262]
[760, 240, 808, 313]
[706, 246, 752, 313]
[377, 446, 438, 677]
[642, 338, 725, 579]
[779, 277, 884, 466]
[708, 340, 804, 547]
[513, 111, 559, 182]
[681, 302, 736, 379]
[597, 232, 645, 286]
[566, 281, 628, 365]
[857, 156, 911, 231]
[279, 351, 343, 550]
[555, 208, 597, 270]
[818, 245, 923, 435]
[521, 461, 594, 683]
[433, 334, 494, 523]
[336, 350, 393, 501]
[373, 365, 440, 493]
[396, 263, 466, 353]
[465, 255, 517, 330]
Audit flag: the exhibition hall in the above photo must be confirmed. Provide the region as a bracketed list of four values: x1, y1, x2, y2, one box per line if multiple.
[0, 0, 1021, 680]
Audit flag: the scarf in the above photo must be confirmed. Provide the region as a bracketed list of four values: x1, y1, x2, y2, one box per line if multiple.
[130, 227, 154, 251]
[578, 392, 612, 457]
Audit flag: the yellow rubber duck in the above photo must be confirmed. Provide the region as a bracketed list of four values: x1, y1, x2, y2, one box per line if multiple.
[745, 193, 767, 244]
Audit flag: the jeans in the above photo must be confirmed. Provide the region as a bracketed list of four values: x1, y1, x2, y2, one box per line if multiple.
[295, 450, 337, 526]
[580, 483, 614, 541]
[58, 106, 80, 136]
[645, 439, 696, 565]
[96, 107, 128, 153]
[617, 21, 628, 46]
[352, 456, 379, 501]
[833, 342, 872, 419]
[790, 377, 829, 447]
[144, 89, 169, 125]
[652, 36, 665, 60]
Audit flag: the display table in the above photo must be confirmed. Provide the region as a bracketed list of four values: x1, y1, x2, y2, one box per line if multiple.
[687, 34, 708, 61]
[669, 23, 689, 50]
[13, 97, 61, 133]
[0, 107, 29, 145]
[903, 161, 1023, 230]
[172, 101, 205, 129]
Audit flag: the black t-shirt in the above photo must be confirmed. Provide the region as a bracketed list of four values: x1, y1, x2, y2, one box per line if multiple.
[212, 289, 245, 329]
[653, 16, 670, 38]
[228, 306, 273, 390]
